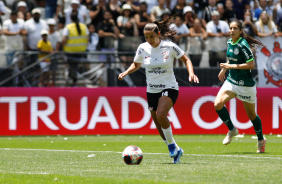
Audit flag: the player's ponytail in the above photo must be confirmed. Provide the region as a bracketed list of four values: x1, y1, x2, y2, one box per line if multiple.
[71, 12, 81, 35]
[144, 17, 177, 42]
[230, 19, 263, 58]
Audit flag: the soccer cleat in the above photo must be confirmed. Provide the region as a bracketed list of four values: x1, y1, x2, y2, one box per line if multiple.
[173, 148, 184, 164]
[257, 138, 266, 153]
[168, 143, 178, 157]
[223, 128, 239, 145]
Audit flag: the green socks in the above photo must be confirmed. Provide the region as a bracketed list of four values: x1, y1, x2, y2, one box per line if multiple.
[251, 115, 264, 141]
[216, 107, 264, 140]
[216, 106, 235, 130]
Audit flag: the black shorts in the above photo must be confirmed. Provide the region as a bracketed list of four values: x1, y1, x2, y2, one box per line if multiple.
[147, 89, 178, 111]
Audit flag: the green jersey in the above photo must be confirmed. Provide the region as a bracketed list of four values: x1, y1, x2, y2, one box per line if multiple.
[226, 37, 255, 87]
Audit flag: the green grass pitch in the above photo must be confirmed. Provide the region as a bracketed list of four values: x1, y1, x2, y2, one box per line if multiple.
[0, 135, 281, 184]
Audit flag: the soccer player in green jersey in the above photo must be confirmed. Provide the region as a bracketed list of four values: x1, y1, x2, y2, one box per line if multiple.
[214, 19, 266, 153]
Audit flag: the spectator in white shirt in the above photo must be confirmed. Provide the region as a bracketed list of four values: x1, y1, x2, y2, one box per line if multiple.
[23, 8, 49, 51]
[47, 18, 62, 52]
[255, 11, 279, 38]
[169, 15, 190, 67]
[141, 0, 158, 14]
[47, 18, 62, 86]
[206, 10, 230, 67]
[64, 0, 88, 25]
[0, 0, 6, 25]
[187, 18, 208, 67]
[87, 23, 99, 52]
[150, 0, 170, 21]
[3, 10, 25, 66]
[22, 8, 49, 69]
[11, 0, 36, 13]
[16, 1, 30, 21]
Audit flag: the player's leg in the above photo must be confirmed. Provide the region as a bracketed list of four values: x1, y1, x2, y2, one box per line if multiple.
[150, 111, 166, 141]
[147, 92, 166, 142]
[214, 84, 238, 145]
[148, 90, 183, 163]
[156, 95, 183, 161]
[156, 96, 175, 149]
[151, 108, 184, 163]
[243, 101, 266, 153]
[214, 86, 236, 130]
[151, 101, 183, 163]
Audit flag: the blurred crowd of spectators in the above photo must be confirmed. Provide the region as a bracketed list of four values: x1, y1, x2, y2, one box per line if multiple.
[0, 0, 281, 69]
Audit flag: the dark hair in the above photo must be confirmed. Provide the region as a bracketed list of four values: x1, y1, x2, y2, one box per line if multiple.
[87, 23, 95, 28]
[230, 19, 263, 58]
[144, 17, 177, 42]
[175, 15, 184, 21]
[58, 16, 66, 24]
[11, 10, 18, 16]
[70, 12, 81, 35]
[140, 2, 148, 7]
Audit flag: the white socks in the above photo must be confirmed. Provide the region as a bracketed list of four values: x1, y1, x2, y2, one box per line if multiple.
[162, 126, 179, 150]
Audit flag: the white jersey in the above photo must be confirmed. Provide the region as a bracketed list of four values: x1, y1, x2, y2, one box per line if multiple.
[134, 40, 185, 93]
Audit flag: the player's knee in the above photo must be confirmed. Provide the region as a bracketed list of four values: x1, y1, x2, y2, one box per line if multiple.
[248, 113, 257, 121]
[156, 113, 167, 123]
[214, 101, 223, 111]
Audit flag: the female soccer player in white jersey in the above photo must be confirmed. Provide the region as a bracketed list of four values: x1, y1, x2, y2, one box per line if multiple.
[118, 17, 199, 163]
[214, 19, 266, 153]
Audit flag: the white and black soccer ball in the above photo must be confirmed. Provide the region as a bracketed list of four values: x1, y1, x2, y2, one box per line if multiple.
[122, 145, 143, 165]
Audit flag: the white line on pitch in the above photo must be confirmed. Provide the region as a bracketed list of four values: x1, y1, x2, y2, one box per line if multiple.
[1, 148, 281, 160]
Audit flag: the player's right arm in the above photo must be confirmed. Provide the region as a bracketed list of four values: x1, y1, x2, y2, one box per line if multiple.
[118, 62, 142, 80]
[218, 61, 229, 82]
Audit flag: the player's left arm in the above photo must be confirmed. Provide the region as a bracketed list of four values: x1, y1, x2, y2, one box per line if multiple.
[180, 54, 199, 83]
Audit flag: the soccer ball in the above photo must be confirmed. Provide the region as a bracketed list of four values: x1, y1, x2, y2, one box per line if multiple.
[122, 145, 143, 165]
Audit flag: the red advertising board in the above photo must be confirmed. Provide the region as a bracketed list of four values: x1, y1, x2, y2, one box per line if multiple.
[0, 87, 281, 136]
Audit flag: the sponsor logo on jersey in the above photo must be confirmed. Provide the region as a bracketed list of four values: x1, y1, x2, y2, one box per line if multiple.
[162, 51, 169, 59]
[234, 48, 239, 55]
[149, 83, 166, 88]
[139, 48, 144, 54]
[229, 77, 238, 84]
[228, 57, 238, 61]
[148, 67, 168, 74]
[160, 46, 169, 49]
[229, 49, 233, 52]
[173, 46, 180, 56]
[239, 80, 244, 86]
[242, 49, 250, 59]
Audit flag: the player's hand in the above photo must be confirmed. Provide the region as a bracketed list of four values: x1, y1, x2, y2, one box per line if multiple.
[218, 70, 226, 82]
[220, 63, 232, 70]
[118, 72, 127, 80]
[189, 74, 199, 83]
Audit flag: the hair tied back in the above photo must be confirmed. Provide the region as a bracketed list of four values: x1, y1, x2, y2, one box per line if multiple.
[153, 21, 160, 28]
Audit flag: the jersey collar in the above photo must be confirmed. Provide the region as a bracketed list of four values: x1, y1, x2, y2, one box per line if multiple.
[231, 37, 242, 45]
